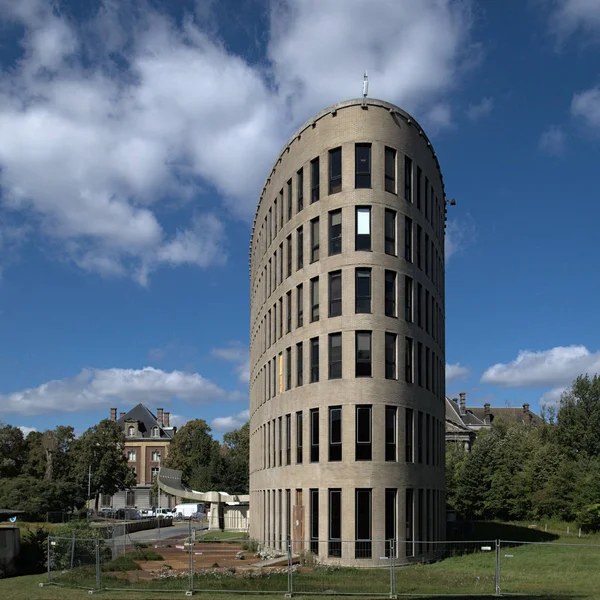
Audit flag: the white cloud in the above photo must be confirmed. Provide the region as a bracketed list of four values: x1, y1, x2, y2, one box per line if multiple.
[481, 345, 600, 387]
[540, 386, 568, 407]
[446, 363, 470, 382]
[466, 96, 494, 121]
[0, 0, 480, 282]
[445, 216, 476, 260]
[211, 409, 250, 433]
[548, 0, 600, 41]
[17, 425, 37, 436]
[538, 125, 566, 154]
[571, 86, 600, 129]
[0, 366, 239, 416]
[211, 341, 250, 384]
[426, 103, 454, 131]
[168, 414, 189, 429]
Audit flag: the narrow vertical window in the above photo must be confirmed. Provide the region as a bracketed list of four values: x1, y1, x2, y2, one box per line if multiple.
[310, 276, 319, 322]
[297, 168, 304, 212]
[311, 157, 320, 203]
[417, 342, 423, 387]
[328, 270, 342, 317]
[296, 411, 303, 463]
[385, 209, 396, 255]
[287, 179, 292, 221]
[417, 411, 423, 464]
[279, 242, 283, 285]
[416, 225, 422, 269]
[355, 489, 372, 558]
[329, 406, 342, 461]
[278, 416, 282, 465]
[405, 408, 414, 463]
[297, 284, 303, 328]
[310, 337, 319, 383]
[310, 217, 320, 262]
[416, 166, 422, 210]
[296, 342, 303, 386]
[355, 143, 371, 188]
[310, 408, 319, 462]
[278, 297, 283, 340]
[425, 290, 430, 333]
[405, 488, 414, 557]
[355, 405, 372, 460]
[329, 209, 342, 255]
[426, 347, 431, 391]
[425, 414, 430, 465]
[385, 146, 396, 193]
[405, 276, 413, 322]
[297, 226, 304, 270]
[274, 199, 278, 236]
[385, 406, 397, 461]
[384, 270, 396, 317]
[417, 283, 423, 327]
[385, 488, 397, 558]
[286, 489, 291, 540]
[328, 332, 342, 379]
[405, 336, 414, 383]
[425, 233, 429, 276]
[385, 333, 397, 380]
[286, 347, 291, 390]
[404, 156, 413, 203]
[355, 331, 372, 377]
[355, 207, 371, 250]
[287, 235, 292, 278]
[404, 217, 413, 262]
[279, 190, 284, 229]
[286, 291, 292, 333]
[310, 488, 319, 554]
[355, 268, 371, 313]
[329, 147, 342, 194]
[286, 414, 291, 465]
[328, 489, 342, 557]
[425, 178, 429, 221]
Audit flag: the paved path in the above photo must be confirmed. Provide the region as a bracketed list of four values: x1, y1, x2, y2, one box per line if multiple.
[113, 522, 208, 543]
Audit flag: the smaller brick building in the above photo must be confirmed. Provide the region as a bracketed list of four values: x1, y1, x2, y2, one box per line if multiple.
[101, 404, 176, 510]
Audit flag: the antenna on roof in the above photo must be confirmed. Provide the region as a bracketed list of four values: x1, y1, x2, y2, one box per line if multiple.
[362, 71, 369, 98]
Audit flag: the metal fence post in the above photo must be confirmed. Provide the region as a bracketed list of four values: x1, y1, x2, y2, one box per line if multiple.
[47, 535, 51, 583]
[287, 538, 293, 597]
[188, 517, 194, 595]
[389, 538, 396, 598]
[70, 530, 76, 569]
[495, 539, 501, 596]
[95, 538, 100, 591]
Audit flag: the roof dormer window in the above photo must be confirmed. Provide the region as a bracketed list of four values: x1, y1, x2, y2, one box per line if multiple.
[152, 426, 160, 437]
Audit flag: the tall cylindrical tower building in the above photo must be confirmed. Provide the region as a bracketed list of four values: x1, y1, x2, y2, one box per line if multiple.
[249, 99, 446, 565]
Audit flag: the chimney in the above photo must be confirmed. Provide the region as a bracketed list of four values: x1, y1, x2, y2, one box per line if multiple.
[459, 392, 466, 415]
[120, 412, 126, 419]
[110, 408, 117, 421]
[523, 403, 530, 415]
[484, 403, 490, 414]
[157, 408, 164, 426]
[163, 412, 170, 427]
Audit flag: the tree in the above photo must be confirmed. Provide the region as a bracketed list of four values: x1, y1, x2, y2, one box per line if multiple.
[73, 419, 136, 511]
[0, 423, 27, 478]
[221, 422, 249, 494]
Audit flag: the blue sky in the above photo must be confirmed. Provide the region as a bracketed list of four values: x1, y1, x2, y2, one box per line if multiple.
[1, 0, 600, 437]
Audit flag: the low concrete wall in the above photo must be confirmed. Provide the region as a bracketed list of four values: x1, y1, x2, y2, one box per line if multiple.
[0, 528, 20, 577]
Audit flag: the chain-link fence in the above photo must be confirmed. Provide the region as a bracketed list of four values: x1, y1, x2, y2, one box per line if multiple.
[44, 533, 600, 596]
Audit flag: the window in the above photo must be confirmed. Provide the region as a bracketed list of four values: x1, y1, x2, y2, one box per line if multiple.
[417, 411, 423, 463]
[279, 416, 283, 465]
[152, 427, 160, 437]
[385, 332, 397, 380]
[310, 337, 319, 383]
[417, 342, 423, 386]
[355, 331, 372, 377]
[151, 466, 159, 480]
[355, 268, 371, 313]
[385, 146, 396, 193]
[426, 347, 431, 391]
[297, 226, 304, 270]
[287, 179, 292, 221]
[425, 233, 429, 277]
[425, 289, 430, 333]
[355, 405, 372, 460]
[328, 270, 342, 317]
[286, 347, 292, 390]
[416, 166, 422, 210]
[127, 450, 136, 461]
[426, 414, 430, 465]
[405, 276, 413, 322]
[384, 270, 396, 317]
[329, 406, 342, 461]
[286, 291, 292, 333]
[296, 411, 303, 463]
[425, 178, 429, 220]
[406, 489, 414, 557]
[416, 225, 422, 269]
[274, 199, 278, 236]
[329, 209, 342, 255]
[404, 156, 413, 202]
[385, 488, 397, 557]
[417, 283, 423, 327]
[405, 408, 414, 462]
[328, 332, 342, 379]
[310, 408, 319, 462]
[355, 143, 371, 188]
[405, 337, 414, 383]
[296, 342, 303, 386]
[297, 284, 303, 327]
[355, 207, 371, 250]
[285, 415, 291, 465]
[287, 235, 292, 278]
[355, 489, 372, 558]
[101, 494, 111, 507]
[126, 490, 135, 507]
[128, 426, 135, 437]
[329, 147, 342, 194]
[297, 168, 304, 212]
[151, 451, 161, 461]
[310, 489, 319, 553]
[310, 277, 319, 322]
[310, 217, 320, 263]
[385, 406, 397, 461]
[328, 489, 342, 557]
[404, 217, 413, 262]
[385, 209, 396, 255]
[278, 297, 283, 340]
[311, 157, 320, 203]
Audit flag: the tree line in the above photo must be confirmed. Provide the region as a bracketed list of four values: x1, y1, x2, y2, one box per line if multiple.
[0, 416, 249, 521]
[447, 375, 600, 531]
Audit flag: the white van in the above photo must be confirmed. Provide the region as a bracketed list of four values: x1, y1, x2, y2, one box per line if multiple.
[175, 503, 207, 520]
